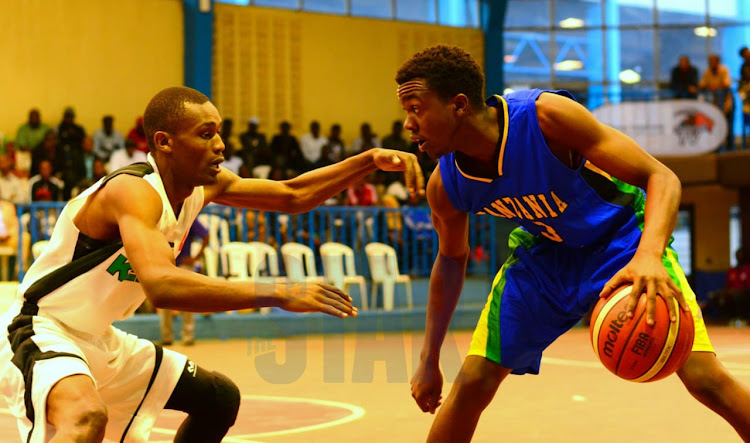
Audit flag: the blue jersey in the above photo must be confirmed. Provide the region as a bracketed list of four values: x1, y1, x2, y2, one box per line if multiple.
[439, 89, 646, 248]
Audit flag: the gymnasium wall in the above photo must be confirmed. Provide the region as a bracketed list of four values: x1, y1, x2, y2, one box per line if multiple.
[0, 0, 184, 139]
[212, 4, 484, 143]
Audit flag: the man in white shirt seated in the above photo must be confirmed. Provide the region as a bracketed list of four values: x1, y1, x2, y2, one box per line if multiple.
[108, 138, 147, 172]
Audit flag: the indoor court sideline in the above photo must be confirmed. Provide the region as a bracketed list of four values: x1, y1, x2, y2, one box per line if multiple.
[3, 326, 747, 442]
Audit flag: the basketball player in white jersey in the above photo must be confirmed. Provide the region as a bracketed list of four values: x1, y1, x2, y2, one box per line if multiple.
[0, 86, 425, 442]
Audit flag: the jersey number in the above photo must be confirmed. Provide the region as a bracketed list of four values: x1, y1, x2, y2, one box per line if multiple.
[532, 221, 563, 243]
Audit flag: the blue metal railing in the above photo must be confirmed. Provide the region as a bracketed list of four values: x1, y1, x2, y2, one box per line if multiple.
[15, 202, 497, 281]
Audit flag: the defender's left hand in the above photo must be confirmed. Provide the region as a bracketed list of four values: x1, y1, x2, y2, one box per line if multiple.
[372, 148, 425, 200]
[598, 252, 689, 325]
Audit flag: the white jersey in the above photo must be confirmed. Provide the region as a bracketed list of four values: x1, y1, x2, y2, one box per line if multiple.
[17, 154, 205, 336]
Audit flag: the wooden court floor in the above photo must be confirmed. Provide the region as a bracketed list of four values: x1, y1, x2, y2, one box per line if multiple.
[1, 326, 749, 442]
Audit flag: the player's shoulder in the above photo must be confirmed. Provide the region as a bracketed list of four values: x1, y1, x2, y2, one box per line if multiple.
[98, 173, 163, 217]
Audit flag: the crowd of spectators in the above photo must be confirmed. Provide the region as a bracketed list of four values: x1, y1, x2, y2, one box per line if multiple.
[0, 108, 437, 209]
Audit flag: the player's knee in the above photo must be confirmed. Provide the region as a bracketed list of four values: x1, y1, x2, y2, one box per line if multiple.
[454, 359, 504, 403]
[209, 371, 241, 428]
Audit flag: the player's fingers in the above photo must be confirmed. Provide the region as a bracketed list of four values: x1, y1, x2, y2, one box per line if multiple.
[412, 156, 425, 197]
[600, 274, 622, 298]
[645, 281, 657, 326]
[659, 282, 679, 322]
[319, 283, 353, 303]
[667, 279, 690, 311]
[625, 280, 644, 318]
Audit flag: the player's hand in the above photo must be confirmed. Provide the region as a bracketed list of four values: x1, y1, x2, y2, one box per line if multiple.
[372, 148, 425, 201]
[279, 282, 358, 318]
[598, 251, 689, 325]
[411, 355, 443, 414]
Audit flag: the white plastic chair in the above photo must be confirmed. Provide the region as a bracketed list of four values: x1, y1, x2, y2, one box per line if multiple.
[219, 242, 252, 281]
[365, 242, 412, 311]
[319, 242, 368, 310]
[280, 242, 325, 284]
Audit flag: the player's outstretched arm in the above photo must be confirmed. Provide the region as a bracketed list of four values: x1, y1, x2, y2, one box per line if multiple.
[105, 175, 356, 317]
[536, 92, 688, 324]
[204, 148, 424, 213]
[411, 166, 469, 414]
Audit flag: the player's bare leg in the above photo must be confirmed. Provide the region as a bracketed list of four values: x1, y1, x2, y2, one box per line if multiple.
[427, 356, 512, 443]
[678, 351, 750, 441]
[47, 374, 108, 442]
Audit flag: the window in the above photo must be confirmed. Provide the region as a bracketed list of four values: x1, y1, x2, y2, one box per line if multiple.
[304, 0, 346, 15]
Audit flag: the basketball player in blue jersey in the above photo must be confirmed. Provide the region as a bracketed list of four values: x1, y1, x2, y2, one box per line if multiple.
[0, 87, 424, 442]
[400, 45, 750, 442]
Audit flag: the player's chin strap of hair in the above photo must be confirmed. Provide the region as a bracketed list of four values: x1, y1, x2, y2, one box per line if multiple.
[397, 80, 429, 100]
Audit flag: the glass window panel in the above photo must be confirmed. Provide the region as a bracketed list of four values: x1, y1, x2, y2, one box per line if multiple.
[656, 0, 705, 25]
[351, 0, 392, 18]
[553, 30, 593, 83]
[616, 0, 654, 26]
[438, 1, 468, 27]
[216, 0, 250, 4]
[619, 29, 655, 83]
[303, 0, 346, 14]
[708, 0, 743, 26]
[555, 0, 602, 28]
[657, 28, 706, 83]
[503, 30, 554, 86]
[253, 0, 299, 8]
[671, 209, 693, 276]
[396, 0, 437, 23]
[730, 205, 740, 267]
[505, 0, 550, 29]
[466, 0, 480, 28]
[708, 25, 750, 82]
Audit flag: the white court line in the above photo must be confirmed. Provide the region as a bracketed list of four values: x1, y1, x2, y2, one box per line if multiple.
[230, 394, 366, 440]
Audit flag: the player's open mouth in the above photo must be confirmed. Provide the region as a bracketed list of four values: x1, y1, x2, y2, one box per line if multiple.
[411, 136, 427, 151]
[210, 158, 224, 172]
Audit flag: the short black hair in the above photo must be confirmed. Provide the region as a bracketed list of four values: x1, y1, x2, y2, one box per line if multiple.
[395, 45, 485, 109]
[740, 46, 749, 57]
[143, 86, 210, 152]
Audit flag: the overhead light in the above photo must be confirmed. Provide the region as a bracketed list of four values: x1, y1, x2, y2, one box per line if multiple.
[554, 60, 583, 71]
[694, 26, 717, 37]
[504, 55, 517, 63]
[619, 69, 641, 84]
[559, 17, 584, 28]
[503, 88, 515, 95]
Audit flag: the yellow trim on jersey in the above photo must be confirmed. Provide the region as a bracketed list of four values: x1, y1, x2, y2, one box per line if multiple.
[497, 96, 509, 176]
[584, 160, 611, 179]
[455, 161, 493, 183]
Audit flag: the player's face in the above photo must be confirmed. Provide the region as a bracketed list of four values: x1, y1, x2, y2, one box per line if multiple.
[172, 102, 225, 186]
[399, 85, 458, 159]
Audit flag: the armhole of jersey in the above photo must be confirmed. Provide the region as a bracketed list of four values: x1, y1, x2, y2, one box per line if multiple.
[436, 158, 467, 213]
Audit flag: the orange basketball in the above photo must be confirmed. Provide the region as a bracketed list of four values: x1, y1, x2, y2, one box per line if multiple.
[589, 285, 694, 382]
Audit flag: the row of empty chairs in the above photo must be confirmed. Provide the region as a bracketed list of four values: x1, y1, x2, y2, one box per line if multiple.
[217, 241, 412, 311]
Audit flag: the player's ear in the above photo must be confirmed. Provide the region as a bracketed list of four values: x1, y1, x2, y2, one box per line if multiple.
[154, 131, 172, 154]
[453, 94, 469, 116]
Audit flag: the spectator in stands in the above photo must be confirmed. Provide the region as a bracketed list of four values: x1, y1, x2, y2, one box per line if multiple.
[92, 115, 123, 162]
[707, 248, 750, 324]
[108, 138, 147, 172]
[56, 107, 86, 153]
[349, 122, 380, 155]
[699, 53, 734, 150]
[30, 131, 61, 177]
[16, 109, 50, 153]
[382, 120, 410, 151]
[59, 136, 96, 200]
[346, 176, 378, 206]
[222, 143, 243, 175]
[239, 116, 270, 165]
[29, 160, 63, 202]
[270, 121, 304, 176]
[127, 116, 149, 153]
[739, 46, 750, 81]
[0, 154, 26, 204]
[72, 158, 106, 198]
[322, 123, 345, 165]
[670, 55, 699, 99]
[300, 120, 328, 171]
[159, 219, 209, 346]
[0, 198, 27, 280]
